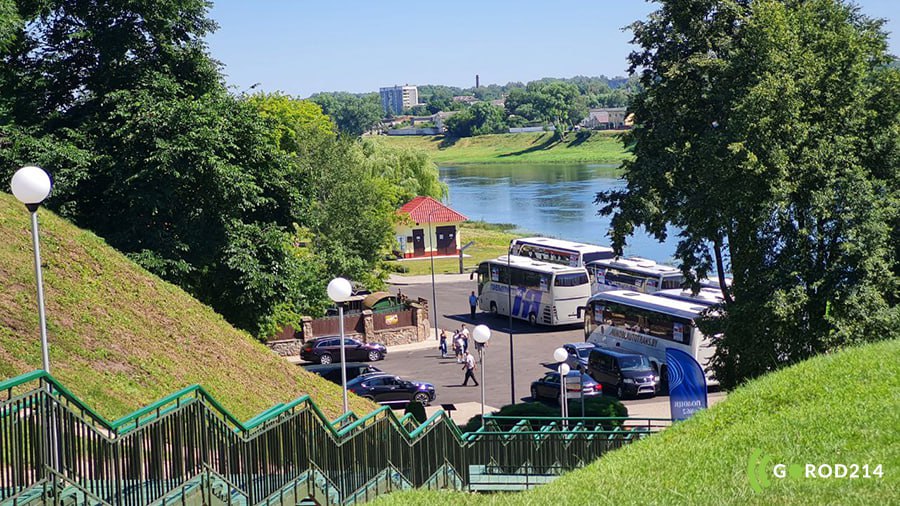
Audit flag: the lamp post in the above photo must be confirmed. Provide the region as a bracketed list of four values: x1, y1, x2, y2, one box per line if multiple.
[553, 348, 570, 427]
[11, 166, 53, 374]
[507, 244, 515, 404]
[11, 166, 57, 476]
[472, 324, 491, 428]
[327, 277, 353, 414]
[427, 208, 440, 341]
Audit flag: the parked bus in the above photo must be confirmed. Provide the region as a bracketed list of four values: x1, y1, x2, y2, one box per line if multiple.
[587, 257, 684, 294]
[581, 290, 717, 389]
[509, 237, 614, 268]
[474, 255, 592, 326]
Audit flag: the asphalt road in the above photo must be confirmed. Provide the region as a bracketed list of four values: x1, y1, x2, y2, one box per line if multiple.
[384, 275, 684, 420]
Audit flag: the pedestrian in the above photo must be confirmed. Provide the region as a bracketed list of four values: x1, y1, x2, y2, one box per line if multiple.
[461, 350, 478, 386]
[454, 332, 465, 363]
[460, 324, 470, 353]
[469, 291, 478, 320]
[439, 330, 448, 358]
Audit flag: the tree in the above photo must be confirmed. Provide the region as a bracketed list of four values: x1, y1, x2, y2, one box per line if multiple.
[309, 92, 382, 136]
[597, 0, 899, 388]
[444, 102, 507, 137]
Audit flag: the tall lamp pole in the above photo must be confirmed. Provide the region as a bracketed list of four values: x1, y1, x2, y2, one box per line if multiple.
[327, 277, 353, 414]
[11, 166, 53, 374]
[472, 325, 492, 428]
[553, 348, 570, 428]
[507, 245, 515, 404]
[428, 208, 440, 341]
[11, 166, 57, 475]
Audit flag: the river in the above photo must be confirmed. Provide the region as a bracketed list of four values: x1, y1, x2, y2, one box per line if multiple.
[439, 163, 680, 263]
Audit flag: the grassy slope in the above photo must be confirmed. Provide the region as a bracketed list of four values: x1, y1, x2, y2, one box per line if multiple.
[388, 222, 522, 276]
[369, 131, 628, 164]
[0, 193, 376, 421]
[374, 339, 900, 505]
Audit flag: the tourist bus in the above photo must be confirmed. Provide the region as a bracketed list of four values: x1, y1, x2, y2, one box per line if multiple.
[509, 237, 614, 268]
[580, 290, 717, 387]
[586, 257, 685, 294]
[473, 255, 592, 326]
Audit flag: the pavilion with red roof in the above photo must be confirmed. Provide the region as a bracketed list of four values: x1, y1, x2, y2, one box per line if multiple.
[395, 196, 468, 258]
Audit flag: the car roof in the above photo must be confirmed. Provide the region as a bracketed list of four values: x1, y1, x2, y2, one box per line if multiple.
[565, 342, 596, 349]
[590, 347, 646, 359]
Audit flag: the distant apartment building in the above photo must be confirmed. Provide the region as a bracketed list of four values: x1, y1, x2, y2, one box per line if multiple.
[380, 85, 419, 115]
[581, 107, 629, 130]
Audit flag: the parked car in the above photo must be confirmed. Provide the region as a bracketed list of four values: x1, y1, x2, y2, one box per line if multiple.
[300, 337, 387, 364]
[587, 348, 659, 399]
[302, 362, 383, 385]
[346, 373, 436, 406]
[562, 342, 596, 371]
[530, 370, 602, 404]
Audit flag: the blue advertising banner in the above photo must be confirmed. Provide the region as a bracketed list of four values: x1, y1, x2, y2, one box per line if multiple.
[666, 348, 708, 421]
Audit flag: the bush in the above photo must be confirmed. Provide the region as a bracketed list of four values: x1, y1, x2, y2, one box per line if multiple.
[460, 397, 628, 433]
[404, 401, 427, 424]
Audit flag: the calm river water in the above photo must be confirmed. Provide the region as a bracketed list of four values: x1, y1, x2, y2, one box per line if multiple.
[439, 163, 680, 263]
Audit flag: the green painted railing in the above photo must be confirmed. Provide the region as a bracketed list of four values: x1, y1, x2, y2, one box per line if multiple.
[0, 370, 669, 505]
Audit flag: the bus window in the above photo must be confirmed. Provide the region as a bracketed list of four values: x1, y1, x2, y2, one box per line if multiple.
[555, 272, 589, 287]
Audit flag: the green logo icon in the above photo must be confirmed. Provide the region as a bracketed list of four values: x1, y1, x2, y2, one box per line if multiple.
[748, 448, 774, 492]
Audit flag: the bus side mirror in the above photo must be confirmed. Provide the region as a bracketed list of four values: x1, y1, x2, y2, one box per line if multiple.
[576, 306, 585, 319]
[469, 271, 475, 280]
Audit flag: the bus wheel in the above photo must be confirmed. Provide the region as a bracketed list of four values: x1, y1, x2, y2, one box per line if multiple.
[659, 365, 670, 396]
[489, 302, 498, 314]
[528, 313, 537, 326]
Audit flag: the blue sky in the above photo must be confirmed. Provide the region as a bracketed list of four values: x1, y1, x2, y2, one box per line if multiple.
[206, 1, 898, 98]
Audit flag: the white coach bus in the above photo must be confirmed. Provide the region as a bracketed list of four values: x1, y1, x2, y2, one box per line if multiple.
[581, 290, 718, 388]
[587, 257, 685, 294]
[474, 255, 592, 326]
[509, 237, 614, 267]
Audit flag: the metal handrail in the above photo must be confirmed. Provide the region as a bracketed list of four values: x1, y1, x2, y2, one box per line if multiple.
[1, 369, 669, 505]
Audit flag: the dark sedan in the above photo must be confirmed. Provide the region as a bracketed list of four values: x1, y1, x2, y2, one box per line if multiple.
[347, 373, 436, 406]
[530, 370, 603, 404]
[300, 337, 387, 364]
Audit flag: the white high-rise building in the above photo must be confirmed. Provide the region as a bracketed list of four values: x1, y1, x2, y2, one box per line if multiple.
[379, 85, 419, 115]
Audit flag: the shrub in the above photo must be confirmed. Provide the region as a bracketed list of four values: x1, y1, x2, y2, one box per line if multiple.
[460, 397, 628, 433]
[404, 401, 427, 424]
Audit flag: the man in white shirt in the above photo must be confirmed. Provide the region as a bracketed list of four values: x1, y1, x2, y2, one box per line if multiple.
[461, 351, 478, 386]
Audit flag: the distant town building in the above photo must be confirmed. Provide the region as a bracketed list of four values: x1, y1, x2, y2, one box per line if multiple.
[380, 85, 419, 115]
[452, 95, 478, 104]
[581, 107, 629, 130]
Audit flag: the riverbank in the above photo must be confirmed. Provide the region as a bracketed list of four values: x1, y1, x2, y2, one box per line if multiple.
[386, 221, 524, 276]
[369, 130, 629, 165]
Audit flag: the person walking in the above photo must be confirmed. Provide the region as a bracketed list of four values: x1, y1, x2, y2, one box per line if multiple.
[439, 330, 448, 358]
[461, 351, 478, 386]
[454, 331, 464, 363]
[469, 291, 478, 320]
[460, 324, 470, 353]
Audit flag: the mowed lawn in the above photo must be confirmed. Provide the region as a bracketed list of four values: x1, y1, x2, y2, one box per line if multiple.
[369, 130, 629, 165]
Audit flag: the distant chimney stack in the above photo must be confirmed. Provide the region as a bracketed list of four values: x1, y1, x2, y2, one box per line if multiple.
[476, 74, 480, 88]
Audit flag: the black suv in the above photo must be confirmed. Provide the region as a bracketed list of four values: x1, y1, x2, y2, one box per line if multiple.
[587, 348, 659, 399]
[302, 362, 383, 385]
[300, 337, 387, 364]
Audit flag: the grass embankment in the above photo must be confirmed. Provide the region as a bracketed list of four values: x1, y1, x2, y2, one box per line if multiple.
[374, 339, 900, 505]
[388, 222, 522, 276]
[370, 130, 629, 165]
[0, 193, 376, 420]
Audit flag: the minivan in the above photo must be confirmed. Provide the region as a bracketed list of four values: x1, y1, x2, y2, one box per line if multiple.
[587, 348, 659, 399]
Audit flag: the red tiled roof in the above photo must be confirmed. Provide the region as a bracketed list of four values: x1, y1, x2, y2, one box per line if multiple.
[397, 196, 468, 223]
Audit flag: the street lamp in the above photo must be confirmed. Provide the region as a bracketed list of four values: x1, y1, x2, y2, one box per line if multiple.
[553, 347, 570, 426]
[472, 324, 491, 428]
[427, 208, 440, 342]
[11, 166, 53, 374]
[327, 277, 353, 414]
[507, 244, 515, 404]
[11, 166, 56, 475]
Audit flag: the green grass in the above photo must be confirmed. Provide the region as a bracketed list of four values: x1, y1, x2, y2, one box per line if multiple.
[387, 222, 522, 276]
[373, 339, 900, 505]
[369, 130, 629, 164]
[0, 193, 376, 421]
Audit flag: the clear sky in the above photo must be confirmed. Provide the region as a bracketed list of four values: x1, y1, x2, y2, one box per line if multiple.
[206, 0, 898, 98]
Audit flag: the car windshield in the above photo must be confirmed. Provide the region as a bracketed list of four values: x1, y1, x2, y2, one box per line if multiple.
[618, 356, 651, 371]
[576, 347, 592, 358]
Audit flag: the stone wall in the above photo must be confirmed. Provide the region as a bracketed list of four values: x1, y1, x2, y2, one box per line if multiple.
[266, 297, 432, 357]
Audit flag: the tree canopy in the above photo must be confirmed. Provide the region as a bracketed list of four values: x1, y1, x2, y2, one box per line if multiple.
[598, 0, 899, 388]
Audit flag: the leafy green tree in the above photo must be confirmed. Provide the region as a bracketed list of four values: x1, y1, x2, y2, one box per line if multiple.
[445, 102, 507, 137]
[309, 92, 382, 136]
[361, 140, 447, 202]
[598, 0, 899, 388]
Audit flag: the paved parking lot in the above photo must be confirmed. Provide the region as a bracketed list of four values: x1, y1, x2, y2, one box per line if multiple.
[380, 273, 725, 422]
